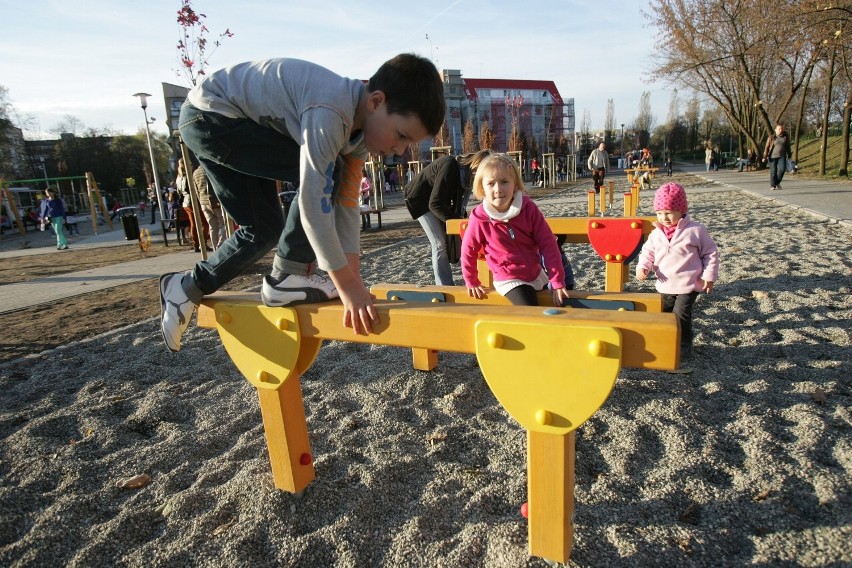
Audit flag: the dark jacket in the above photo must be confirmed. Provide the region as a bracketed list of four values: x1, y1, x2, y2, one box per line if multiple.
[403, 155, 467, 223]
[40, 196, 66, 219]
[763, 132, 792, 161]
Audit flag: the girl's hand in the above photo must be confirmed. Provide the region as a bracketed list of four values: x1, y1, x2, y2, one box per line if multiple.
[636, 268, 649, 280]
[467, 286, 487, 300]
[702, 280, 714, 294]
[551, 287, 570, 306]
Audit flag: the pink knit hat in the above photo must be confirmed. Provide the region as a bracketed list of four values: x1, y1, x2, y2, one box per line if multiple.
[653, 182, 688, 213]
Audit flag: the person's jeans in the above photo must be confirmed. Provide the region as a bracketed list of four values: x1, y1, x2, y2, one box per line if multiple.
[201, 202, 225, 249]
[417, 211, 453, 285]
[592, 168, 605, 191]
[178, 103, 323, 300]
[769, 157, 787, 188]
[49, 217, 67, 248]
[662, 291, 699, 348]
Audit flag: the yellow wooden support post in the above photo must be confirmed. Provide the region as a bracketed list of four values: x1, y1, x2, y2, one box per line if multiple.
[1, 184, 27, 238]
[587, 190, 596, 216]
[599, 184, 606, 213]
[604, 261, 629, 292]
[631, 184, 640, 216]
[528, 430, 574, 563]
[178, 136, 208, 260]
[623, 191, 633, 217]
[477, 257, 493, 289]
[257, 379, 315, 492]
[85, 172, 113, 232]
[412, 348, 438, 371]
[608, 181, 615, 208]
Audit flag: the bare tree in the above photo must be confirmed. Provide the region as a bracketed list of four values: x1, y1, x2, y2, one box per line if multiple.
[645, 0, 824, 157]
[479, 122, 495, 151]
[636, 92, 654, 148]
[665, 89, 680, 155]
[683, 96, 702, 163]
[175, 0, 234, 87]
[605, 99, 615, 147]
[580, 108, 592, 158]
[462, 118, 477, 154]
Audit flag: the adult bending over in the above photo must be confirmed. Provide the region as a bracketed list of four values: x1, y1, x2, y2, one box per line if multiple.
[403, 150, 491, 285]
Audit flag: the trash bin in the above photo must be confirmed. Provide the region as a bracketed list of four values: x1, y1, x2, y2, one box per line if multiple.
[117, 206, 140, 240]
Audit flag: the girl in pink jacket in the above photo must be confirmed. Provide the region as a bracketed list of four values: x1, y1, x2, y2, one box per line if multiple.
[636, 182, 720, 357]
[461, 154, 570, 306]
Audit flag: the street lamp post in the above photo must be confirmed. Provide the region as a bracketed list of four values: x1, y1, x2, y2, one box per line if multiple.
[39, 157, 50, 190]
[133, 92, 168, 245]
[620, 124, 625, 168]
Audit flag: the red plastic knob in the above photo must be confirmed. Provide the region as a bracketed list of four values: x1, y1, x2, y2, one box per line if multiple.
[299, 453, 312, 465]
[520, 502, 529, 518]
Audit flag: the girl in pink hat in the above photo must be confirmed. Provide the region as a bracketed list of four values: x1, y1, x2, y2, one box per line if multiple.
[636, 182, 719, 359]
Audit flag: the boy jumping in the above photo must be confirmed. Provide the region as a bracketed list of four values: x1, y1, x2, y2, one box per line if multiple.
[160, 54, 445, 351]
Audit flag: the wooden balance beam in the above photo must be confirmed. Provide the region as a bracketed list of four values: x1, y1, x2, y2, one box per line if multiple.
[196, 293, 679, 564]
[447, 216, 656, 292]
[370, 283, 666, 371]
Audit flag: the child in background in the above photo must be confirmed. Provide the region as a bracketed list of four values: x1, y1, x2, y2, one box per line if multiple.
[359, 169, 373, 229]
[461, 154, 570, 307]
[64, 207, 80, 236]
[636, 182, 720, 358]
[159, 53, 445, 352]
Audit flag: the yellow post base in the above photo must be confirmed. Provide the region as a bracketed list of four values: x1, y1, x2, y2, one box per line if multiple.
[604, 261, 630, 293]
[412, 347, 438, 371]
[257, 381, 315, 492]
[528, 431, 575, 563]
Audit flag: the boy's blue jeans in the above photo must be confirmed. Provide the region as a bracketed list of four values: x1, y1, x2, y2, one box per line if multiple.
[177, 103, 338, 301]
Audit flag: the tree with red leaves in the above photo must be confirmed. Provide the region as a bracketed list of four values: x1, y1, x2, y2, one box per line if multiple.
[175, 0, 233, 86]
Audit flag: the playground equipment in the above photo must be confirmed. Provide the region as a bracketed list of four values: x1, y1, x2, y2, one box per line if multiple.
[370, 282, 665, 371]
[624, 166, 659, 216]
[447, 216, 655, 293]
[1, 174, 113, 240]
[541, 152, 556, 188]
[177, 135, 212, 261]
[588, 180, 617, 216]
[195, 294, 679, 564]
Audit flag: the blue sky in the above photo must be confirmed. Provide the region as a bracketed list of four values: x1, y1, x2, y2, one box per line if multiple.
[0, 0, 674, 139]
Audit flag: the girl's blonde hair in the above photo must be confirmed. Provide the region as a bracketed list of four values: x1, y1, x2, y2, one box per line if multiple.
[472, 153, 525, 200]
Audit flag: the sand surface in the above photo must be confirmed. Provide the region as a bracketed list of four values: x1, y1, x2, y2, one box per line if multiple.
[1, 188, 850, 567]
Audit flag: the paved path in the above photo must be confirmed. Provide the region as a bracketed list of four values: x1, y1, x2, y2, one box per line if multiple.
[1, 167, 849, 315]
[687, 165, 852, 225]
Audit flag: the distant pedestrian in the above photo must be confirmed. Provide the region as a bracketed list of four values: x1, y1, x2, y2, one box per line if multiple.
[40, 188, 69, 250]
[147, 184, 157, 224]
[587, 142, 608, 193]
[762, 124, 792, 191]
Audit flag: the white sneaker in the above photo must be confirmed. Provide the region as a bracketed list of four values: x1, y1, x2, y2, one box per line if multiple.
[159, 272, 197, 352]
[261, 274, 339, 307]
